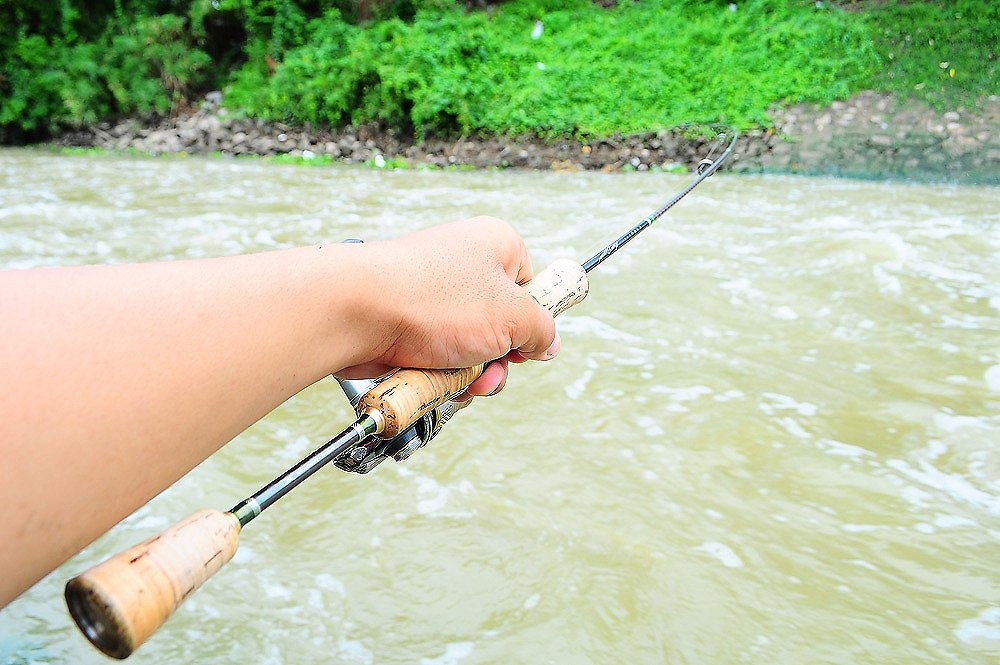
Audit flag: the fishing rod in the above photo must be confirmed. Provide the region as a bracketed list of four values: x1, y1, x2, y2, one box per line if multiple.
[64, 128, 738, 659]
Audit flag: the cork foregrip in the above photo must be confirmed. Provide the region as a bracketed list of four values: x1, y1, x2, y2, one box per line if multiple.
[357, 259, 589, 437]
[65, 508, 240, 659]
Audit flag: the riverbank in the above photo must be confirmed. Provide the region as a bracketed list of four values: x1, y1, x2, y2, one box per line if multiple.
[52, 91, 1000, 184]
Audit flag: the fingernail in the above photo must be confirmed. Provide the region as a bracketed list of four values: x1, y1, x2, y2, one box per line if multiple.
[543, 332, 561, 360]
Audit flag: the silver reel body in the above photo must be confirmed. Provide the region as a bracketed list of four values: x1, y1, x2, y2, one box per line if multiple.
[333, 374, 471, 474]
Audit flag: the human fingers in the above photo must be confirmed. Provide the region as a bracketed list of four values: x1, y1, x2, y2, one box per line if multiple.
[460, 357, 509, 399]
[507, 293, 560, 361]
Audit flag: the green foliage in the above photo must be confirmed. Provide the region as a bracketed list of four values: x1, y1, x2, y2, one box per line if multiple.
[227, 0, 883, 137]
[102, 13, 213, 115]
[0, 1, 213, 138]
[868, 0, 999, 108]
[1, 0, 997, 141]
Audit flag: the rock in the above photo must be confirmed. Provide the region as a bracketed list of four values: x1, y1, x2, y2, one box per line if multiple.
[42, 91, 1000, 183]
[196, 115, 221, 133]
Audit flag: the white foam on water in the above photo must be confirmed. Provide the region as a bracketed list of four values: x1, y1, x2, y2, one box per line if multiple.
[872, 264, 903, 294]
[848, 559, 879, 571]
[759, 393, 818, 417]
[420, 641, 476, 665]
[841, 524, 880, 533]
[886, 458, 1000, 516]
[933, 513, 978, 528]
[314, 572, 345, 594]
[232, 542, 257, 564]
[263, 579, 292, 600]
[415, 475, 450, 514]
[556, 314, 642, 343]
[253, 229, 276, 246]
[564, 368, 593, 399]
[778, 417, 811, 440]
[955, 607, 1000, 647]
[714, 389, 746, 402]
[915, 260, 984, 284]
[772, 305, 799, 320]
[720, 276, 765, 303]
[129, 514, 172, 531]
[413, 476, 476, 516]
[635, 415, 665, 437]
[984, 365, 1000, 392]
[694, 541, 744, 568]
[649, 384, 713, 402]
[338, 637, 374, 665]
[897, 483, 932, 509]
[523, 593, 541, 610]
[276, 435, 312, 461]
[817, 438, 874, 459]
[934, 412, 994, 432]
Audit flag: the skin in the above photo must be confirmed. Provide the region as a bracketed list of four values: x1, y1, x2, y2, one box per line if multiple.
[0, 216, 559, 608]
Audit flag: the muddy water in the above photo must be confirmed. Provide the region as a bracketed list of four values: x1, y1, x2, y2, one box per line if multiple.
[1, 149, 998, 664]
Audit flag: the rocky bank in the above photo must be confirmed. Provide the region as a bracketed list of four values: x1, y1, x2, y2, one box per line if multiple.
[54, 91, 1000, 184]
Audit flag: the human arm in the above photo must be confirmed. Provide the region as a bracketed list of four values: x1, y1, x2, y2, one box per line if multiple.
[0, 216, 558, 607]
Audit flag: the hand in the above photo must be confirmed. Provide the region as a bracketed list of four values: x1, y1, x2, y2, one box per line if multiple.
[335, 216, 561, 396]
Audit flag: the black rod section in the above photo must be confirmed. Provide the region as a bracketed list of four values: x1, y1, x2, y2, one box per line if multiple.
[230, 413, 380, 526]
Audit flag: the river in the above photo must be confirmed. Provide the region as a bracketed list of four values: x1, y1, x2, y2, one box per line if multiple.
[1, 149, 998, 664]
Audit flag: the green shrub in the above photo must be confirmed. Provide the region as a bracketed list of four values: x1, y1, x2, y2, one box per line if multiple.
[227, 0, 883, 137]
[0, 2, 212, 138]
[1, 0, 997, 141]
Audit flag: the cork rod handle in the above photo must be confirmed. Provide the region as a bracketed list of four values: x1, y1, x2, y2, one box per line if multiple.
[65, 509, 241, 659]
[357, 258, 589, 436]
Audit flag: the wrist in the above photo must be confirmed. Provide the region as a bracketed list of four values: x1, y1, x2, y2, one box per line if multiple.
[309, 241, 397, 375]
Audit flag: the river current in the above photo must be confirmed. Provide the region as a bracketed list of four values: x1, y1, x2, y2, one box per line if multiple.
[1, 149, 998, 664]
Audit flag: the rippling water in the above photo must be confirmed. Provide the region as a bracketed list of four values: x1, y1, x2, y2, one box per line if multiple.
[1, 149, 998, 664]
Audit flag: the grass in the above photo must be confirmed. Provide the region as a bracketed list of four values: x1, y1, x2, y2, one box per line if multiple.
[226, 0, 996, 140]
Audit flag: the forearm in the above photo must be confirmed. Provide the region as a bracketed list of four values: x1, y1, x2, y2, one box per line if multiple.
[0, 216, 558, 608]
[0, 244, 367, 604]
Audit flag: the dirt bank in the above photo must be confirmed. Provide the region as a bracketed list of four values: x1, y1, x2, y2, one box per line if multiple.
[53, 91, 1000, 184]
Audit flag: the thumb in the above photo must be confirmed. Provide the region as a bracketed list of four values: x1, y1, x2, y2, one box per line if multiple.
[507, 290, 560, 361]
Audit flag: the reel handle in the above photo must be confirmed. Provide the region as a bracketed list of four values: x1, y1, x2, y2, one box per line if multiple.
[65, 509, 240, 659]
[357, 259, 589, 436]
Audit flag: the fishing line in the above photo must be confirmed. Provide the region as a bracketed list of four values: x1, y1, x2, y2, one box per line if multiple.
[582, 127, 738, 273]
